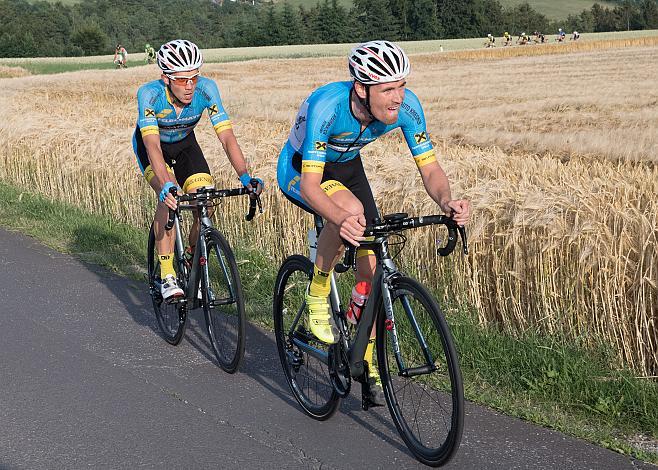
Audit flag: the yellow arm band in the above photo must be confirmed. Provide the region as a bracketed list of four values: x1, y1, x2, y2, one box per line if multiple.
[413, 150, 437, 168]
[301, 161, 325, 174]
[140, 125, 160, 137]
[213, 120, 232, 134]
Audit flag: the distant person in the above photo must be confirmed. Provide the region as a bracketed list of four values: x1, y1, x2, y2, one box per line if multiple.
[484, 33, 496, 48]
[556, 28, 566, 42]
[571, 31, 580, 41]
[503, 31, 512, 46]
[145, 43, 156, 64]
[114, 44, 128, 68]
[517, 32, 530, 45]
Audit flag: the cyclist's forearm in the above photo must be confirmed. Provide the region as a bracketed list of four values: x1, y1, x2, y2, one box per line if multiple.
[218, 130, 248, 177]
[421, 164, 453, 209]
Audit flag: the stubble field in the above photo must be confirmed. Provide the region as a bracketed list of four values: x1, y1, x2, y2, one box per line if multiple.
[1, 38, 656, 375]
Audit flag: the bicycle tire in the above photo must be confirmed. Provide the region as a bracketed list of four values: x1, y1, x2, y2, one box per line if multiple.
[376, 276, 464, 467]
[148, 223, 188, 345]
[273, 255, 340, 420]
[202, 229, 246, 373]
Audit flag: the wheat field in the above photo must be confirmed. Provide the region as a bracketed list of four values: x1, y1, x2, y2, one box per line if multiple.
[1, 39, 656, 375]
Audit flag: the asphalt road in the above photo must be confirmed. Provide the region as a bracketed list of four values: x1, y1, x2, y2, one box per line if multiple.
[0, 227, 654, 469]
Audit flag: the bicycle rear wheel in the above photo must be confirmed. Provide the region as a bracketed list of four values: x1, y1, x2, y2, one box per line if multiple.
[202, 229, 246, 373]
[376, 276, 464, 467]
[148, 223, 188, 345]
[273, 255, 340, 420]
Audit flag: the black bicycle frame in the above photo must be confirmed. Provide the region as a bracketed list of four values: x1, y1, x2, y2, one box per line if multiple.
[289, 232, 398, 381]
[290, 211, 466, 382]
[170, 199, 234, 308]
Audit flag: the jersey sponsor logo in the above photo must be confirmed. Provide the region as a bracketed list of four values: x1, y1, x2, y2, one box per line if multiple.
[156, 109, 173, 118]
[414, 131, 428, 144]
[401, 102, 422, 125]
[208, 104, 219, 116]
[327, 142, 365, 153]
[144, 108, 155, 117]
[320, 112, 337, 135]
[315, 141, 327, 151]
[294, 115, 306, 131]
[289, 101, 309, 151]
[321, 179, 347, 196]
[287, 175, 301, 192]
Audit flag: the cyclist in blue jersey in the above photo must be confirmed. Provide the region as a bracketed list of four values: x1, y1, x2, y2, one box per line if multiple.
[134, 39, 262, 300]
[277, 40, 470, 404]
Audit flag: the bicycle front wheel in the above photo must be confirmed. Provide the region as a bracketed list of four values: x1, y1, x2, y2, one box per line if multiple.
[148, 223, 187, 345]
[376, 276, 464, 467]
[273, 255, 340, 420]
[202, 229, 246, 373]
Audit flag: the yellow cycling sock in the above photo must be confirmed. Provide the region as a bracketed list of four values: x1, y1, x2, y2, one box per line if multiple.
[159, 253, 176, 279]
[365, 337, 375, 367]
[309, 265, 332, 297]
[365, 337, 381, 382]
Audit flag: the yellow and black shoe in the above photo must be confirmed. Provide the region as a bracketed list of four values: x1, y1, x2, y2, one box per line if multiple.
[366, 366, 386, 407]
[305, 291, 338, 344]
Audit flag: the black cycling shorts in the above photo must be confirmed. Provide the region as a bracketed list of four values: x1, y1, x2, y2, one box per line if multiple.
[284, 153, 380, 224]
[134, 128, 212, 192]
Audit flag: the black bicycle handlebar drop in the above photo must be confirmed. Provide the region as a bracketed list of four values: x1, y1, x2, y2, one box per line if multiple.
[164, 186, 179, 231]
[335, 212, 468, 271]
[245, 178, 262, 222]
[163, 182, 262, 231]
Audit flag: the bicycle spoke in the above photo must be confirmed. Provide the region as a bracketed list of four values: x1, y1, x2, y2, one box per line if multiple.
[378, 276, 463, 466]
[203, 230, 245, 373]
[273, 255, 340, 420]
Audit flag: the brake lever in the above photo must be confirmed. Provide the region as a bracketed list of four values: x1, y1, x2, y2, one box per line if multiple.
[458, 225, 469, 255]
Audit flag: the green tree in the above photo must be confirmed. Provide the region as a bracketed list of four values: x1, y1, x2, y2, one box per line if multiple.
[70, 23, 109, 56]
[279, 2, 304, 44]
[436, 0, 479, 38]
[408, 0, 441, 39]
[641, 0, 658, 28]
[352, 0, 400, 41]
[504, 2, 550, 36]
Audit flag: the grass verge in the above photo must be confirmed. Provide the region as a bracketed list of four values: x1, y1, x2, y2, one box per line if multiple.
[0, 180, 655, 463]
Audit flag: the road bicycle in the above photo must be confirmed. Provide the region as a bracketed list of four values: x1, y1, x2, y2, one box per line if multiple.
[147, 182, 262, 373]
[273, 212, 467, 466]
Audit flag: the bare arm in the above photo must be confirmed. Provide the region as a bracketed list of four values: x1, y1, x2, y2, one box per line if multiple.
[217, 128, 248, 177]
[143, 133, 178, 209]
[419, 161, 471, 226]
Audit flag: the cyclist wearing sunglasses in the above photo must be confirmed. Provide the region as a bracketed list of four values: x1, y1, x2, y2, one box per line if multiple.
[133, 39, 263, 300]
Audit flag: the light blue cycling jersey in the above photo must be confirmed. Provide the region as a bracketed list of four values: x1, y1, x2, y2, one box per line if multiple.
[277, 81, 436, 194]
[134, 76, 232, 144]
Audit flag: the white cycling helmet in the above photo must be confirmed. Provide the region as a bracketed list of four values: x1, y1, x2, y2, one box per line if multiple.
[348, 40, 410, 85]
[157, 39, 203, 73]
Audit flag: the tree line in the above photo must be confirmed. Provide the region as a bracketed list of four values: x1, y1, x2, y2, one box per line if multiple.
[1, 0, 657, 58]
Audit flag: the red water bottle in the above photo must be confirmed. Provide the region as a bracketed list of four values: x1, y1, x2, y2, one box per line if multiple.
[346, 281, 371, 325]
